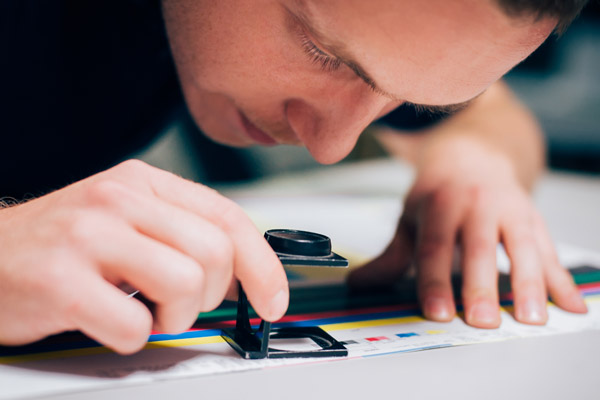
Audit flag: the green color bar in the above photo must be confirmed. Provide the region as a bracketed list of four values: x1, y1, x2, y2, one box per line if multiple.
[197, 266, 600, 323]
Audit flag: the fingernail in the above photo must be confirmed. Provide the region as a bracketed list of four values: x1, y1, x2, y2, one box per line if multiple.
[468, 300, 500, 327]
[424, 298, 453, 321]
[517, 299, 547, 324]
[571, 292, 588, 313]
[268, 289, 289, 321]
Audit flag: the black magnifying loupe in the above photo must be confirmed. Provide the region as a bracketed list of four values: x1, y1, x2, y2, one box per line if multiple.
[264, 229, 348, 267]
[221, 229, 349, 359]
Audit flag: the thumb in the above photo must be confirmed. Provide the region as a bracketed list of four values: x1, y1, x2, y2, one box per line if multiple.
[347, 216, 414, 288]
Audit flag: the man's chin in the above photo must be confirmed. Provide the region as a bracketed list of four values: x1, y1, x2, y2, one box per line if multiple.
[202, 131, 254, 148]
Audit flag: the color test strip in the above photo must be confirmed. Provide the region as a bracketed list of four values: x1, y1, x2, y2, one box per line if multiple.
[2, 286, 600, 365]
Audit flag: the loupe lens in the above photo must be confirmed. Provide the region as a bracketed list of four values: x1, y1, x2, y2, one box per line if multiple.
[265, 229, 331, 257]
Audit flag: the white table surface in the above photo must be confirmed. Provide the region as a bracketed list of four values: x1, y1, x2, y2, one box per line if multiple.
[36, 160, 600, 400]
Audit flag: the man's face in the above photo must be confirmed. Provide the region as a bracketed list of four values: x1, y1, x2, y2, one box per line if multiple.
[162, 0, 555, 164]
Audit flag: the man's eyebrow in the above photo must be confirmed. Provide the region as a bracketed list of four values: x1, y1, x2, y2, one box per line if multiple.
[288, 0, 477, 115]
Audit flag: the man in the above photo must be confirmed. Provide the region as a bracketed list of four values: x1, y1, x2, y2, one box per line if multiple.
[0, 0, 589, 354]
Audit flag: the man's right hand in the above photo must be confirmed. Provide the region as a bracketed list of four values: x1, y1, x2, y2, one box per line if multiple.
[0, 159, 289, 354]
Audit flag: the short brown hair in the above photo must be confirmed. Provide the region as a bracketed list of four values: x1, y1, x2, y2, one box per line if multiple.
[496, 0, 590, 33]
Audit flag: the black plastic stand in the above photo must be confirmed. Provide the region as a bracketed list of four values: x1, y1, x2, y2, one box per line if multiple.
[221, 285, 347, 359]
[221, 229, 349, 359]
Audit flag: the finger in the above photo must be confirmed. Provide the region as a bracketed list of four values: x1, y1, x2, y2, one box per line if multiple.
[533, 213, 587, 313]
[347, 214, 414, 288]
[85, 180, 234, 311]
[81, 217, 206, 333]
[502, 213, 548, 325]
[67, 272, 153, 355]
[105, 160, 288, 321]
[460, 199, 501, 329]
[415, 190, 463, 322]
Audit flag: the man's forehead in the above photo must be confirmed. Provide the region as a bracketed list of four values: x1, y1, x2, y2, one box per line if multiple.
[284, 0, 553, 106]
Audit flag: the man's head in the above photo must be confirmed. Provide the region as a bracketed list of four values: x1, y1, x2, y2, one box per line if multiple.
[162, 0, 586, 164]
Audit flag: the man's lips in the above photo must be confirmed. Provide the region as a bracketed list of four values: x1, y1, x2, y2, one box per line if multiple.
[238, 111, 277, 146]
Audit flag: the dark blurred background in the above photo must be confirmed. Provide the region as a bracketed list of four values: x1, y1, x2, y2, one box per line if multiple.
[504, 1, 600, 173]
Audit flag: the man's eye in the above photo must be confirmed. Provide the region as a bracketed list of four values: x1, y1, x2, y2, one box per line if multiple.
[299, 32, 343, 72]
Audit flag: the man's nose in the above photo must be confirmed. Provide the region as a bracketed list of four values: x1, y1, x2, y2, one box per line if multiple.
[284, 84, 392, 164]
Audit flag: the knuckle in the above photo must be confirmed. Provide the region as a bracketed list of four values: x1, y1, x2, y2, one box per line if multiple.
[63, 212, 102, 249]
[467, 236, 494, 258]
[417, 236, 450, 261]
[508, 225, 535, 247]
[203, 230, 234, 271]
[114, 159, 152, 175]
[467, 186, 491, 208]
[174, 261, 205, 297]
[466, 185, 482, 200]
[215, 197, 247, 229]
[429, 190, 454, 211]
[61, 289, 87, 321]
[84, 179, 131, 208]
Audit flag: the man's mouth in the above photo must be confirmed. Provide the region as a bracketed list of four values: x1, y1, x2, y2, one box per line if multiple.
[238, 111, 277, 146]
